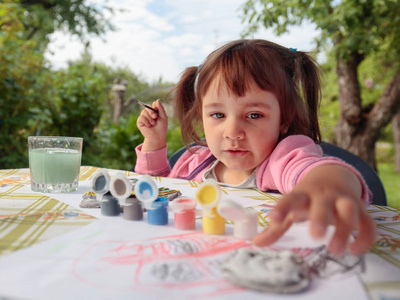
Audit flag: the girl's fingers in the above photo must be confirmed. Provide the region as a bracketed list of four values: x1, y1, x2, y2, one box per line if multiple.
[154, 99, 167, 118]
[253, 183, 375, 255]
[349, 209, 376, 255]
[138, 100, 165, 125]
[253, 192, 309, 247]
[253, 216, 293, 246]
[328, 197, 358, 254]
[309, 195, 334, 239]
[271, 191, 310, 223]
[137, 109, 155, 127]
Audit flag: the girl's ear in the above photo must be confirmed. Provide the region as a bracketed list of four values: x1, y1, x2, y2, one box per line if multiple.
[280, 123, 289, 135]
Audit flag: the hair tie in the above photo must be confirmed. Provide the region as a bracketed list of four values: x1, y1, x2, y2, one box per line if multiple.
[194, 65, 201, 95]
[289, 48, 297, 53]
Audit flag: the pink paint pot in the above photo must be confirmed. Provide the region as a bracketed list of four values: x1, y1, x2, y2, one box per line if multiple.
[172, 197, 197, 230]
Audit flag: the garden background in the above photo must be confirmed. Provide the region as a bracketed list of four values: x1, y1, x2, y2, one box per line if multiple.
[1, 0, 399, 208]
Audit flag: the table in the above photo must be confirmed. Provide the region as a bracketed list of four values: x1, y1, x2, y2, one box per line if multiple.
[0, 167, 399, 300]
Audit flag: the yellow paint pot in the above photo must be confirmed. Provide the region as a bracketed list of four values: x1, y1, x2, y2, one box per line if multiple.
[202, 207, 225, 235]
[196, 180, 225, 235]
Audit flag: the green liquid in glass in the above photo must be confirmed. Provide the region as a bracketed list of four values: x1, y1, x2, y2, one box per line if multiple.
[29, 148, 81, 185]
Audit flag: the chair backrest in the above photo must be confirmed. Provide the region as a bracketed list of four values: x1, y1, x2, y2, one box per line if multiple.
[169, 141, 387, 206]
[169, 145, 190, 169]
[319, 142, 387, 206]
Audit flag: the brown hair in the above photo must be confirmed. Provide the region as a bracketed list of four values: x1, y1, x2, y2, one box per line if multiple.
[169, 39, 322, 148]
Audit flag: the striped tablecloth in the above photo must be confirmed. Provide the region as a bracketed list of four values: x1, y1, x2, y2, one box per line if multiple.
[0, 166, 399, 299]
[0, 168, 98, 256]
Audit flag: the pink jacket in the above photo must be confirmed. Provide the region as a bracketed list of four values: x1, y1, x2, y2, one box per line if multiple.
[135, 135, 370, 204]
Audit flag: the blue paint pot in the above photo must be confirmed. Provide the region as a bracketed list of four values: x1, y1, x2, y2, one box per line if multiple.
[147, 197, 169, 225]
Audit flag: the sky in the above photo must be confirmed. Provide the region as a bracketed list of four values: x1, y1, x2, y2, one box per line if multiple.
[45, 0, 320, 83]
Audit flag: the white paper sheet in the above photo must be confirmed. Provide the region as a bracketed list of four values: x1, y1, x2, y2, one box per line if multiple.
[0, 217, 369, 300]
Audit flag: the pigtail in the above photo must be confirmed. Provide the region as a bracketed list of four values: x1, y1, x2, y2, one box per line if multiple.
[168, 66, 203, 147]
[294, 52, 322, 143]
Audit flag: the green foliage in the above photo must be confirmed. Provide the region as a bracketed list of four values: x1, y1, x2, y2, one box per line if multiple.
[92, 61, 153, 119]
[0, 1, 191, 172]
[88, 116, 143, 170]
[319, 49, 340, 142]
[242, 0, 400, 60]
[376, 142, 394, 164]
[378, 162, 400, 209]
[80, 114, 184, 172]
[49, 53, 178, 171]
[166, 120, 185, 158]
[358, 52, 398, 108]
[318, 47, 398, 143]
[0, 1, 110, 169]
[46, 63, 107, 164]
[19, 0, 115, 48]
[0, 2, 51, 168]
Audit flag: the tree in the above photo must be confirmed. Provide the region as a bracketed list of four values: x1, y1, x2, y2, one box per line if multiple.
[394, 111, 400, 172]
[0, 2, 52, 168]
[242, 0, 400, 170]
[0, 0, 114, 168]
[19, 0, 115, 49]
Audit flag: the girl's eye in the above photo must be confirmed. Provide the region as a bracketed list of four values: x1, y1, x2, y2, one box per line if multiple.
[211, 113, 224, 119]
[247, 113, 262, 119]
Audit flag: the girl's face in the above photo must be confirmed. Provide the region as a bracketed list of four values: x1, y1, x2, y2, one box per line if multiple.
[202, 78, 282, 184]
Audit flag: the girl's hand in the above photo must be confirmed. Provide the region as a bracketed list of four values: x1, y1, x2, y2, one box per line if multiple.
[137, 99, 168, 151]
[253, 165, 376, 255]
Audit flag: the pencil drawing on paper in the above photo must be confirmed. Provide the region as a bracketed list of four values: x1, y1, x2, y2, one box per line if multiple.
[71, 232, 365, 297]
[72, 232, 249, 297]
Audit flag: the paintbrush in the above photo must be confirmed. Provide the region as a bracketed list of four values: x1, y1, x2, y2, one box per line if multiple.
[135, 99, 159, 114]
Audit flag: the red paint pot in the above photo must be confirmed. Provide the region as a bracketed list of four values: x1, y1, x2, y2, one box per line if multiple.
[172, 197, 197, 230]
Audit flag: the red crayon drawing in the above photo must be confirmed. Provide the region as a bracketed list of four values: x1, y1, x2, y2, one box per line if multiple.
[72, 232, 250, 298]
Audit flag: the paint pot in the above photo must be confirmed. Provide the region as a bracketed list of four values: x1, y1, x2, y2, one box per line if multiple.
[147, 197, 169, 225]
[110, 172, 133, 207]
[172, 197, 196, 230]
[123, 196, 143, 221]
[91, 169, 111, 202]
[134, 175, 159, 208]
[217, 198, 258, 240]
[100, 193, 120, 216]
[196, 180, 225, 235]
[233, 210, 258, 240]
[202, 207, 225, 235]
[134, 175, 170, 225]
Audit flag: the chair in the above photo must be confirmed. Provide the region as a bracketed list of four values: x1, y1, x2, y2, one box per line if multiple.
[169, 141, 387, 206]
[169, 142, 203, 169]
[319, 142, 387, 206]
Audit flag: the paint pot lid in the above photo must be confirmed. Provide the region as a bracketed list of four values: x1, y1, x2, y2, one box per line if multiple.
[195, 180, 221, 209]
[172, 197, 196, 212]
[134, 175, 159, 204]
[217, 198, 247, 222]
[91, 169, 111, 194]
[110, 172, 133, 202]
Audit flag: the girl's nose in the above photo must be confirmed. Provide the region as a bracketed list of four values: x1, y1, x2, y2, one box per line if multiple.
[223, 120, 245, 140]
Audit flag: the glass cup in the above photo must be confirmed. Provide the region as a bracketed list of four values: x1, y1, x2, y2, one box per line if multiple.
[28, 136, 83, 193]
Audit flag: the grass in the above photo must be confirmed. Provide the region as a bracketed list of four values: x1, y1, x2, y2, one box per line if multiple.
[377, 162, 400, 209]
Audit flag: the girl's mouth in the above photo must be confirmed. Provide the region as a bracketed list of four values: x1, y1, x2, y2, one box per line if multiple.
[224, 149, 248, 156]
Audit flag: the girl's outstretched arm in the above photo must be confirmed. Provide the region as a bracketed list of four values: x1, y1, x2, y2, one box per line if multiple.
[137, 99, 168, 152]
[253, 164, 376, 255]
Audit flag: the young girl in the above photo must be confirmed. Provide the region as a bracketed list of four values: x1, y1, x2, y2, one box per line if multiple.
[135, 39, 375, 255]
